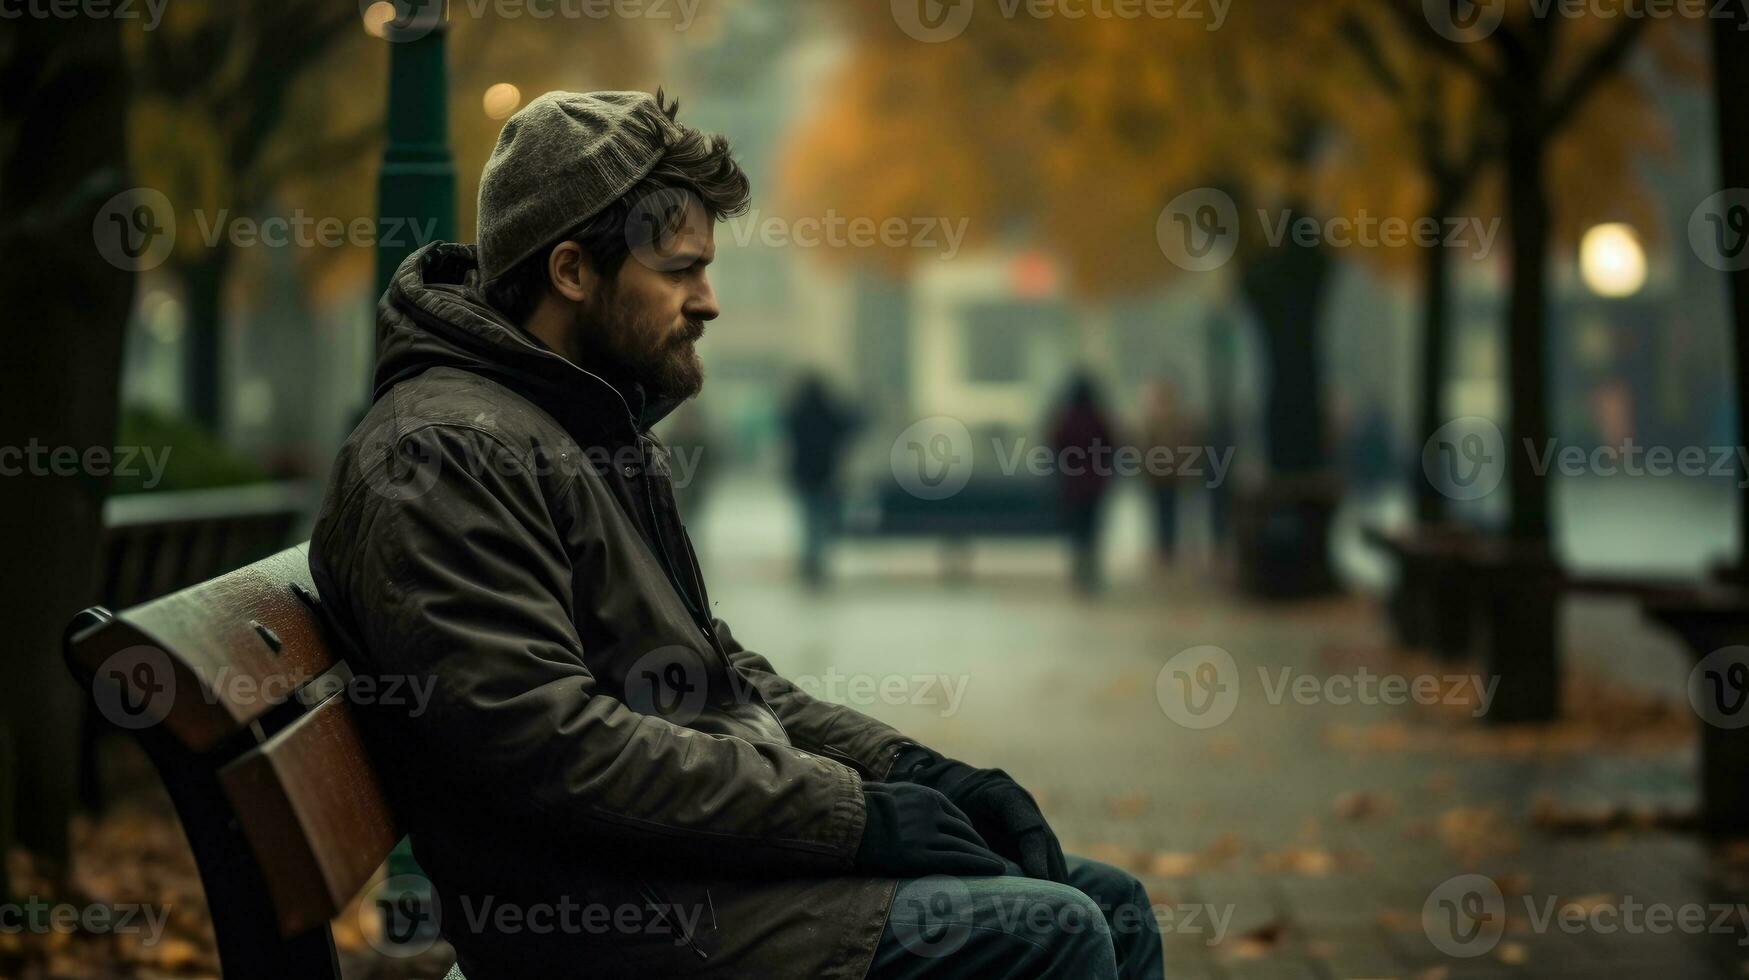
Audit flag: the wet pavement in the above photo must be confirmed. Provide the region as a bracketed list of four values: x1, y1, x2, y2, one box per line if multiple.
[690, 477, 1745, 979]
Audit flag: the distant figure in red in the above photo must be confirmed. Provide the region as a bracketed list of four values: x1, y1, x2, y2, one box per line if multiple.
[1048, 372, 1118, 594]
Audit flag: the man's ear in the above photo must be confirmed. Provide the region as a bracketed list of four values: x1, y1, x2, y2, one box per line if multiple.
[546, 241, 600, 303]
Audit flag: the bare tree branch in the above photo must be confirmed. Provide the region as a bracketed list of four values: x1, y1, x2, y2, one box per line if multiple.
[1383, 0, 1497, 88]
[1545, 14, 1651, 135]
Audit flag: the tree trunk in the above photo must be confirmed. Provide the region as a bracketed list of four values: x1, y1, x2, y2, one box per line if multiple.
[1502, 80, 1553, 548]
[1233, 211, 1339, 598]
[0, 14, 133, 877]
[1414, 188, 1461, 525]
[182, 245, 234, 433]
[1714, 6, 1749, 571]
[1239, 219, 1333, 475]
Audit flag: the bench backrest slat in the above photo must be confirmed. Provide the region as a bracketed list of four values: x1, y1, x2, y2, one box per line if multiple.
[65, 542, 401, 974]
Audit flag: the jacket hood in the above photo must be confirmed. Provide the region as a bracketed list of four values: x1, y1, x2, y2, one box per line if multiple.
[375, 242, 683, 434]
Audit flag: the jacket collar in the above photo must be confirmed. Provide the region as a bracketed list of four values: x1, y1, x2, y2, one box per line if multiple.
[375, 242, 685, 439]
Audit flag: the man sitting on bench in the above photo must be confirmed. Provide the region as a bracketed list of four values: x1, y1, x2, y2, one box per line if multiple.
[309, 89, 1164, 980]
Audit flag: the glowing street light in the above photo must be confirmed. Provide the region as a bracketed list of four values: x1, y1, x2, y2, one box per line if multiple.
[483, 83, 522, 120]
[361, 1, 397, 39]
[1579, 223, 1647, 298]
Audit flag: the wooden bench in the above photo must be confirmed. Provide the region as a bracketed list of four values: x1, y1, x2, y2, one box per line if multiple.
[62, 543, 467, 980]
[1367, 525, 1706, 720]
[81, 484, 309, 813]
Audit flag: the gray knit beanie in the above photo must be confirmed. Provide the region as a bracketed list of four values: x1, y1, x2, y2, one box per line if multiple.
[476, 90, 681, 283]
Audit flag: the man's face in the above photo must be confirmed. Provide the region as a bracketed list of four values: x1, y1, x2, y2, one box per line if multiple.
[569, 197, 718, 403]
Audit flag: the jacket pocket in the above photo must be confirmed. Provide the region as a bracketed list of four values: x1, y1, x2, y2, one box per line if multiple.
[629, 878, 715, 960]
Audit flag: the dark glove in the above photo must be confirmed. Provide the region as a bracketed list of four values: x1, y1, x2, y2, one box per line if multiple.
[855, 782, 1007, 878]
[889, 745, 1069, 883]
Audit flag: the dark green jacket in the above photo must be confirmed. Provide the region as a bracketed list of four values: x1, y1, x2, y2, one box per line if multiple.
[309, 243, 910, 978]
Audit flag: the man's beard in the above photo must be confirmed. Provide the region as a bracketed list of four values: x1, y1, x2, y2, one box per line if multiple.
[566, 288, 705, 404]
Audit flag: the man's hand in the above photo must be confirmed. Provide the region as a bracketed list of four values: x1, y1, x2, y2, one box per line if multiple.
[855, 782, 1007, 878]
[889, 746, 1069, 883]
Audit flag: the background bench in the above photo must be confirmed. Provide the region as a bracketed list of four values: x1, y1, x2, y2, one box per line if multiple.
[841, 476, 1067, 577]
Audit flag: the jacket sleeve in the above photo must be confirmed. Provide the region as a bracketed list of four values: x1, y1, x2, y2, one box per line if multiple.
[319, 422, 866, 871]
[712, 617, 917, 781]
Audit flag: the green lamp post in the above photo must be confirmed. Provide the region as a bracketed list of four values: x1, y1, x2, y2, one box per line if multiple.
[371, 0, 455, 884]
[374, 0, 456, 327]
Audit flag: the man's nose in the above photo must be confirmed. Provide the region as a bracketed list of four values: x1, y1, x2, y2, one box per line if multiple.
[686, 276, 719, 322]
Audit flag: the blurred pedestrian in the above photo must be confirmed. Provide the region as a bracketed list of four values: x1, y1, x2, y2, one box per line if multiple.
[1048, 372, 1118, 594]
[783, 372, 861, 587]
[661, 400, 717, 531]
[1140, 375, 1200, 565]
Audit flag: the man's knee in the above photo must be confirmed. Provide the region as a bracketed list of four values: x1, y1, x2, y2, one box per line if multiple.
[1064, 858, 1164, 979]
[882, 877, 1119, 979]
[993, 875, 1112, 973]
[1067, 857, 1150, 913]
[999, 880, 1118, 978]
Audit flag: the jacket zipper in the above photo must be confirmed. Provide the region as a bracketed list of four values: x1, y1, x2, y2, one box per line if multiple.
[635, 880, 708, 960]
[632, 458, 790, 740]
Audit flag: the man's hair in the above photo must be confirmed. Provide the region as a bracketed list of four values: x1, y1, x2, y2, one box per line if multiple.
[483, 90, 751, 325]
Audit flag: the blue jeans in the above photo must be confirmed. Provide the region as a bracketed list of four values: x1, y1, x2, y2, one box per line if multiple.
[869, 855, 1164, 979]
